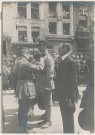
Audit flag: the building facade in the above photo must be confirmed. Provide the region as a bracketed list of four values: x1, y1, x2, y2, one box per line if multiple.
[2, 1, 95, 56]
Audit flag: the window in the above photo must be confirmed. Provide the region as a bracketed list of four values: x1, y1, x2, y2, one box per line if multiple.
[49, 2, 57, 18]
[79, 20, 87, 28]
[18, 26, 27, 42]
[18, 31, 27, 42]
[79, 15, 87, 28]
[79, 9, 83, 15]
[18, 2, 27, 18]
[63, 23, 70, 35]
[31, 27, 39, 42]
[32, 31, 39, 42]
[31, 3, 39, 19]
[62, 2, 70, 19]
[49, 22, 57, 34]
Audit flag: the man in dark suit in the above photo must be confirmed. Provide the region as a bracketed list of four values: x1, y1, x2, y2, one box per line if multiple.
[54, 42, 78, 133]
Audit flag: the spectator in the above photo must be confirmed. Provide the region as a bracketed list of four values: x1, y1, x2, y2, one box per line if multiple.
[54, 42, 78, 133]
[78, 39, 94, 133]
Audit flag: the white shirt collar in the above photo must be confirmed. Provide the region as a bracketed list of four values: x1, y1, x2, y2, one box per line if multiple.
[61, 50, 72, 61]
[62, 53, 69, 61]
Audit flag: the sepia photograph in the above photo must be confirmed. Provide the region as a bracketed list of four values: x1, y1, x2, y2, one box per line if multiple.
[1, 0, 95, 134]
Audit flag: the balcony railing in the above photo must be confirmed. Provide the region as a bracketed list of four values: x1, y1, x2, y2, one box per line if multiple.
[76, 30, 90, 40]
[75, 25, 91, 39]
[46, 34, 74, 41]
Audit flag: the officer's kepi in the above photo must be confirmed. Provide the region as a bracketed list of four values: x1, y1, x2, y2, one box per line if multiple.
[38, 40, 48, 47]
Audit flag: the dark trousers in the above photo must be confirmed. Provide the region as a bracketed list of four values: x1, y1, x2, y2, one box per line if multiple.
[18, 99, 30, 131]
[59, 101, 74, 133]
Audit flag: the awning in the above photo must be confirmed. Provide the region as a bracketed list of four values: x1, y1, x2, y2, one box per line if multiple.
[12, 42, 39, 48]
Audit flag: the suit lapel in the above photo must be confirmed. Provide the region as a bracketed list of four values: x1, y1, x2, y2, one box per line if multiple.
[61, 55, 70, 65]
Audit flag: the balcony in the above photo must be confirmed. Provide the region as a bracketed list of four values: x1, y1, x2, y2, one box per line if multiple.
[75, 30, 90, 40]
[46, 34, 74, 42]
[75, 25, 90, 39]
[75, 26, 91, 46]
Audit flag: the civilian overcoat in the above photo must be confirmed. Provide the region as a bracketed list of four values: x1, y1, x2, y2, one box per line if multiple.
[54, 55, 78, 102]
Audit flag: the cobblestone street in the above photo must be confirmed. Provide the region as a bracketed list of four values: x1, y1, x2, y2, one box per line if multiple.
[3, 87, 90, 133]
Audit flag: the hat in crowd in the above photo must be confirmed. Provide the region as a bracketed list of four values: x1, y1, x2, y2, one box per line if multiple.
[38, 40, 48, 47]
[21, 47, 29, 53]
[13, 55, 16, 58]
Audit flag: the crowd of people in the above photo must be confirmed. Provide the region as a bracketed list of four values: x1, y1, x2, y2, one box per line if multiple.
[2, 40, 94, 133]
[3, 55, 17, 91]
[3, 49, 89, 91]
[71, 52, 89, 86]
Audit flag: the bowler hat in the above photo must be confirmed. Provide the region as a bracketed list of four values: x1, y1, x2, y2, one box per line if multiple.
[78, 109, 91, 131]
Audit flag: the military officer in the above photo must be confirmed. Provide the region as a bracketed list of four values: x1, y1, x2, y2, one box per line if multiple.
[37, 40, 55, 128]
[15, 47, 41, 133]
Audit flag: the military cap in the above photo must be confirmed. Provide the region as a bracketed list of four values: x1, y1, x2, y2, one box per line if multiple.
[38, 40, 48, 47]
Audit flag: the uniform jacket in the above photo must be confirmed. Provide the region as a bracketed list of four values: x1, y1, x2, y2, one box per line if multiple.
[15, 57, 39, 99]
[37, 52, 55, 92]
[54, 55, 78, 102]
